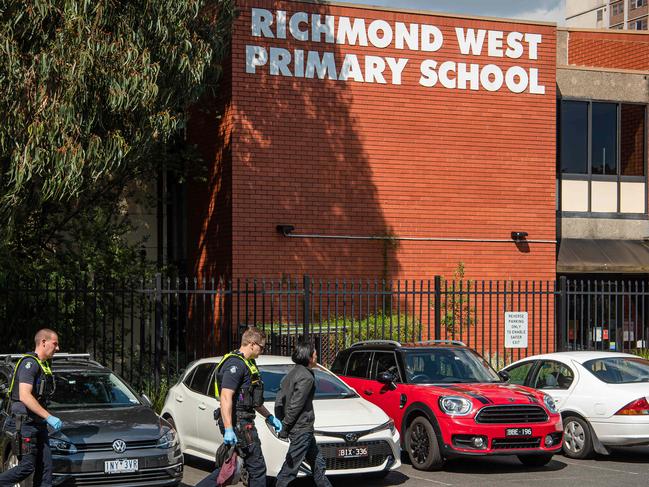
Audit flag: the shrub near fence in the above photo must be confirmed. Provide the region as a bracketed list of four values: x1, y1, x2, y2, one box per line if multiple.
[261, 313, 422, 366]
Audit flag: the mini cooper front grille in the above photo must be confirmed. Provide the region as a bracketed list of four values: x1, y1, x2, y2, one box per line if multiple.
[319, 440, 393, 471]
[492, 437, 542, 449]
[475, 405, 548, 424]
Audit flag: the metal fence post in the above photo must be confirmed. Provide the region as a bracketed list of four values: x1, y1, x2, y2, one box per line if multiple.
[434, 275, 442, 340]
[558, 276, 567, 352]
[154, 273, 163, 388]
[303, 275, 311, 337]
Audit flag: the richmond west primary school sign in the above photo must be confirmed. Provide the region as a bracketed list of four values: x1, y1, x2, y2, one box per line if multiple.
[245, 8, 547, 94]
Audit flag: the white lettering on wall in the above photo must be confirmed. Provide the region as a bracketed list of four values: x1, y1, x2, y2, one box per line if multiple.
[246, 9, 548, 95]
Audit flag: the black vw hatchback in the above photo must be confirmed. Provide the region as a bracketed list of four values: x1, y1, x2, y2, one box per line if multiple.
[0, 354, 183, 486]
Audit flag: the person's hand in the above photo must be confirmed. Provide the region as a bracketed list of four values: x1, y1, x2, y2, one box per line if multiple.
[223, 427, 237, 445]
[266, 415, 282, 433]
[46, 415, 62, 432]
[278, 428, 289, 440]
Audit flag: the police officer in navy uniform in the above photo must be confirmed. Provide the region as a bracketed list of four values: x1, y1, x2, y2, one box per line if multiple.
[214, 327, 281, 487]
[0, 328, 62, 487]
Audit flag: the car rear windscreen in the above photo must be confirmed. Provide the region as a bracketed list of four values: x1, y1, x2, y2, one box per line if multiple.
[583, 357, 649, 384]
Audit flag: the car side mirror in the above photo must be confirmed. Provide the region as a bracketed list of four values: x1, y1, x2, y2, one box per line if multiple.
[498, 370, 510, 382]
[377, 371, 396, 386]
[140, 393, 153, 408]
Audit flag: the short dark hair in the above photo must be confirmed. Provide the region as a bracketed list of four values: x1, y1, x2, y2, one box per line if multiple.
[291, 340, 315, 367]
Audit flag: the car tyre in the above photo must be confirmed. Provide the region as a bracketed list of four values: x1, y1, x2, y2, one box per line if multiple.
[405, 416, 443, 471]
[563, 416, 594, 459]
[517, 454, 553, 467]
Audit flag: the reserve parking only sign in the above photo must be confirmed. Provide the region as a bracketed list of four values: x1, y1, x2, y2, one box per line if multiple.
[505, 312, 528, 348]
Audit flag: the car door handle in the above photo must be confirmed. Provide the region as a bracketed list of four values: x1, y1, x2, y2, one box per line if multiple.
[198, 403, 207, 410]
[175, 394, 183, 403]
[364, 390, 373, 396]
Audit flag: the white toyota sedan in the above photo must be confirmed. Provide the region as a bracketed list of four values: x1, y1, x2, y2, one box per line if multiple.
[502, 351, 649, 459]
[161, 355, 401, 478]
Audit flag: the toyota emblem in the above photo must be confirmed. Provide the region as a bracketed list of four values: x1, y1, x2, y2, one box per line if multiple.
[112, 439, 127, 453]
[344, 433, 359, 443]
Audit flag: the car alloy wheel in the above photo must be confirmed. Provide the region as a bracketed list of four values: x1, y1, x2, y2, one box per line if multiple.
[405, 416, 443, 471]
[562, 416, 593, 459]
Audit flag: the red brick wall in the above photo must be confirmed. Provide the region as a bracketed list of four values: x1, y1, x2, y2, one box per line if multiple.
[192, 0, 558, 283]
[567, 30, 649, 70]
[187, 54, 234, 280]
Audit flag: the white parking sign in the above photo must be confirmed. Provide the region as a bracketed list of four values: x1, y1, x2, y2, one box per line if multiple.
[505, 312, 528, 348]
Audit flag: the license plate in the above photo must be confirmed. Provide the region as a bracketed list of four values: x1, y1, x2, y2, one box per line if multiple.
[336, 447, 369, 458]
[506, 428, 532, 437]
[104, 459, 138, 474]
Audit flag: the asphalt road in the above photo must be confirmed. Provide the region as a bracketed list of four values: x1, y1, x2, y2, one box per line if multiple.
[181, 446, 649, 487]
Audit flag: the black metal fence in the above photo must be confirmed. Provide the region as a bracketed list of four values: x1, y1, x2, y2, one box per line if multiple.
[1, 275, 647, 388]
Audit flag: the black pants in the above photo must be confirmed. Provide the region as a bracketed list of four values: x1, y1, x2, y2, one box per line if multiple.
[237, 420, 266, 487]
[275, 432, 332, 487]
[0, 417, 52, 487]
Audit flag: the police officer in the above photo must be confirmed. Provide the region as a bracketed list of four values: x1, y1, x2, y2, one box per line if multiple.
[215, 327, 281, 487]
[0, 328, 61, 487]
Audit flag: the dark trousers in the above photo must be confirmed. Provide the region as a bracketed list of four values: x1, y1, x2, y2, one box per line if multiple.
[275, 432, 332, 487]
[195, 468, 220, 487]
[237, 421, 266, 487]
[0, 418, 52, 487]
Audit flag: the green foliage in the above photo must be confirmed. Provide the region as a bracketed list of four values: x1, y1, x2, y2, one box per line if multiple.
[631, 349, 649, 360]
[0, 0, 235, 278]
[434, 262, 478, 335]
[141, 377, 172, 414]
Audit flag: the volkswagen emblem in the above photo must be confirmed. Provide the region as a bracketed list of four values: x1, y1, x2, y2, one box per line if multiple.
[112, 439, 127, 454]
[344, 433, 359, 443]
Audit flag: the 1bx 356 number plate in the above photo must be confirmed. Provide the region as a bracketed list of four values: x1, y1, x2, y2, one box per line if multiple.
[336, 447, 368, 458]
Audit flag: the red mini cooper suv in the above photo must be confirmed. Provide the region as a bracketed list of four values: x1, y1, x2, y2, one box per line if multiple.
[330, 340, 563, 470]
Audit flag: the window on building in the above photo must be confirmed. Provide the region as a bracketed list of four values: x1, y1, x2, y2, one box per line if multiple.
[597, 9, 604, 21]
[611, 1, 624, 16]
[559, 100, 647, 215]
[631, 0, 646, 9]
[632, 17, 648, 30]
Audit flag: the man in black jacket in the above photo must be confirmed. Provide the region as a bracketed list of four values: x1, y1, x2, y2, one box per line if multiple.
[274, 340, 332, 487]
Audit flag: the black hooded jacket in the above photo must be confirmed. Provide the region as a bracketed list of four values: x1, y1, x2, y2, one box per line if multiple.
[274, 364, 315, 437]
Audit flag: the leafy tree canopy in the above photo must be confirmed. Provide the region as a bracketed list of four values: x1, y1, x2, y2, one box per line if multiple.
[0, 0, 234, 278]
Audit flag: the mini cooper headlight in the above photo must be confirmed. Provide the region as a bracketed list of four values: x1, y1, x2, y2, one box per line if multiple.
[49, 438, 77, 455]
[157, 428, 178, 449]
[439, 396, 473, 416]
[543, 394, 559, 414]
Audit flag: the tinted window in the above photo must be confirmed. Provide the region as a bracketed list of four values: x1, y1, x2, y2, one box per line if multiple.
[260, 365, 357, 402]
[583, 357, 649, 384]
[561, 101, 588, 174]
[505, 361, 535, 385]
[330, 351, 349, 374]
[533, 361, 574, 389]
[188, 363, 215, 395]
[404, 348, 500, 384]
[372, 352, 400, 381]
[48, 371, 141, 409]
[621, 104, 646, 176]
[591, 103, 618, 175]
[346, 351, 372, 378]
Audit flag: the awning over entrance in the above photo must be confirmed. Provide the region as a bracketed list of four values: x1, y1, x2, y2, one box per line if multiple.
[558, 239, 649, 274]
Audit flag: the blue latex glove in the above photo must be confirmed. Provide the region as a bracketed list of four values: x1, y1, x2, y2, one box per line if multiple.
[223, 427, 237, 445]
[267, 415, 282, 433]
[46, 415, 62, 432]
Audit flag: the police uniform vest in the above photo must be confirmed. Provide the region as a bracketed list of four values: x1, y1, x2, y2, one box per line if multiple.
[215, 351, 264, 420]
[8, 353, 55, 407]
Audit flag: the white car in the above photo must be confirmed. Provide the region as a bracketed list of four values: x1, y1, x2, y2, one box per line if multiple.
[161, 355, 401, 478]
[502, 351, 649, 458]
